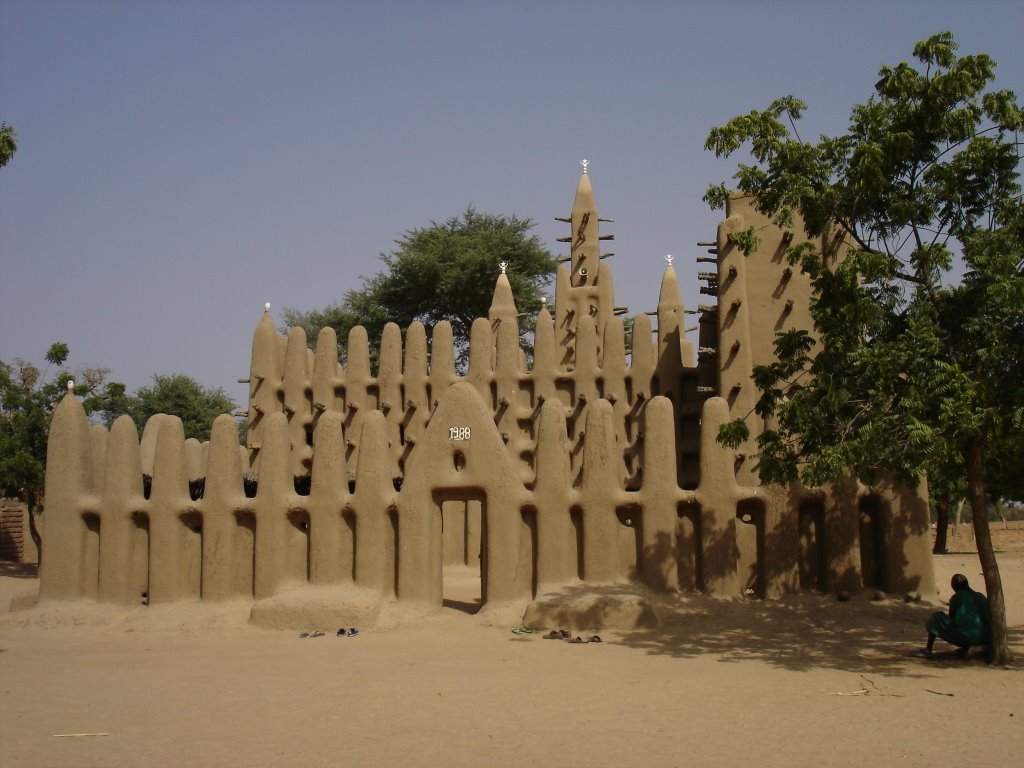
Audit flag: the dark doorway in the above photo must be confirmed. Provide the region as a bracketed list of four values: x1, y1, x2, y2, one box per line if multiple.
[798, 500, 827, 592]
[736, 499, 766, 598]
[859, 496, 887, 591]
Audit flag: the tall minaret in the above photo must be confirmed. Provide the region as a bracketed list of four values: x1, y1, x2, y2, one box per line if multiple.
[554, 160, 616, 367]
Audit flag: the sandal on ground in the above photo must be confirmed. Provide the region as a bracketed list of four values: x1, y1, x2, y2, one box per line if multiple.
[588, 635, 602, 643]
[568, 636, 586, 644]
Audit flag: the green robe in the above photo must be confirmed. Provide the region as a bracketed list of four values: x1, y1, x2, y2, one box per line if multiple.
[926, 588, 990, 647]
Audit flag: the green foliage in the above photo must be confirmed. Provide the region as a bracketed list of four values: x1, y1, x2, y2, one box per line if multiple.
[701, 183, 731, 211]
[0, 346, 117, 513]
[0, 122, 16, 168]
[717, 419, 750, 449]
[106, 374, 236, 441]
[727, 227, 761, 257]
[284, 207, 557, 367]
[706, 32, 1022, 662]
[705, 32, 1023, 493]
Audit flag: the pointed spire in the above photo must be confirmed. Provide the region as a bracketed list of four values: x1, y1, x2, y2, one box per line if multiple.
[566, 167, 602, 289]
[657, 258, 684, 347]
[658, 258, 684, 311]
[488, 271, 519, 324]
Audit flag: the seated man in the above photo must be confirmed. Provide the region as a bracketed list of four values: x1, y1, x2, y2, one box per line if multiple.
[923, 573, 990, 658]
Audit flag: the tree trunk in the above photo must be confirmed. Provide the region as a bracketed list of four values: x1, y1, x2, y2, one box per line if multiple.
[994, 500, 1008, 530]
[953, 498, 965, 532]
[27, 493, 42, 568]
[965, 438, 1010, 665]
[933, 497, 950, 554]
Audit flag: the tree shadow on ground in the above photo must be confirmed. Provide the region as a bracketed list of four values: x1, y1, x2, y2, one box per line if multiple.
[526, 583, 1022, 676]
[621, 592, 1024, 675]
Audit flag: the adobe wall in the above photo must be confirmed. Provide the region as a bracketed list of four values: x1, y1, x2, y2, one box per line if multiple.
[34, 170, 936, 616]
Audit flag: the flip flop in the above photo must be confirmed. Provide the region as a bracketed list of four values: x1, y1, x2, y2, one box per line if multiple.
[543, 630, 563, 640]
[559, 629, 572, 639]
[299, 631, 310, 638]
[336, 628, 347, 637]
[311, 630, 325, 638]
[568, 636, 585, 644]
[511, 626, 534, 635]
[347, 628, 359, 637]
[588, 635, 602, 643]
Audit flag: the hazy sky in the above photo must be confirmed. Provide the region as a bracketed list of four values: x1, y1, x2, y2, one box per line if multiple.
[3, 0, 1022, 408]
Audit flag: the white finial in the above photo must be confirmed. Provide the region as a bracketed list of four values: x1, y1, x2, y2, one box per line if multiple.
[540, 296, 547, 305]
[265, 302, 271, 312]
[665, 254, 674, 265]
[67, 380, 75, 391]
[581, 158, 589, 174]
[499, 261, 508, 274]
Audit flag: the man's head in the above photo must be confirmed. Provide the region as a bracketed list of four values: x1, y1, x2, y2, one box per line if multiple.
[951, 573, 970, 592]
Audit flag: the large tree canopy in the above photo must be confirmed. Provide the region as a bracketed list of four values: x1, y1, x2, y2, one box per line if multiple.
[284, 207, 557, 366]
[103, 373, 237, 442]
[705, 32, 1022, 665]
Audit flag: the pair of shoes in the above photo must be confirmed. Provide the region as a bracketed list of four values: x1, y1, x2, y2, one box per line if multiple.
[300, 630, 326, 638]
[512, 625, 534, 635]
[336, 627, 359, 637]
[544, 629, 572, 640]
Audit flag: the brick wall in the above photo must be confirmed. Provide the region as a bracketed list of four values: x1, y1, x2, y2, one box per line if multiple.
[1, 500, 29, 562]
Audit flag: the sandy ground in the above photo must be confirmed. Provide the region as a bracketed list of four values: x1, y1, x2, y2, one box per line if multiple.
[1, 526, 1022, 768]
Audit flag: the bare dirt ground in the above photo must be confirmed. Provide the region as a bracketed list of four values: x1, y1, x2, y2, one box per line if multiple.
[1, 526, 1022, 768]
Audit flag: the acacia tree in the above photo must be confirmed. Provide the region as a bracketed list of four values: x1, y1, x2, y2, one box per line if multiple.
[102, 373, 237, 441]
[284, 207, 557, 367]
[706, 32, 1022, 665]
[0, 344, 120, 558]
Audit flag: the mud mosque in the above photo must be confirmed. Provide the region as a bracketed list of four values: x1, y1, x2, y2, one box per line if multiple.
[35, 166, 936, 626]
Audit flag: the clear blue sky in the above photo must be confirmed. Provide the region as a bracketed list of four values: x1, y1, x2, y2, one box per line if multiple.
[2, 0, 1022, 408]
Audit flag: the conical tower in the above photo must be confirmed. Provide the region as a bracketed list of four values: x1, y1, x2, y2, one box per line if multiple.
[553, 161, 617, 367]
